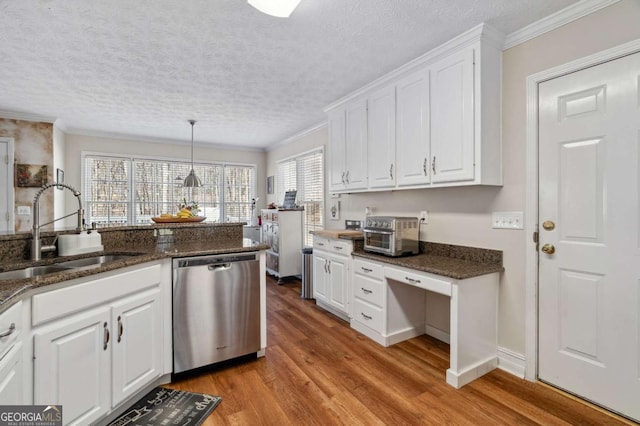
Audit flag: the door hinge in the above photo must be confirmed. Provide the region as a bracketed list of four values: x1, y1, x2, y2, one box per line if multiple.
[533, 231, 539, 243]
[3, 155, 8, 165]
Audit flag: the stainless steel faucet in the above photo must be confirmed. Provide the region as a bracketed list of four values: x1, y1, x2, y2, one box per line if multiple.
[32, 183, 86, 260]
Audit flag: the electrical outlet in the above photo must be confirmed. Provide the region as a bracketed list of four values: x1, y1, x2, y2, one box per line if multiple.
[492, 211, 524, 229]
[17, 205, 31, 216]
[419, 210, 428, 223]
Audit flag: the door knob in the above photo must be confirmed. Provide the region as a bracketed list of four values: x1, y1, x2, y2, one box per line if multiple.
[542, 220, 555, 231]
[541, 244, 555, 254]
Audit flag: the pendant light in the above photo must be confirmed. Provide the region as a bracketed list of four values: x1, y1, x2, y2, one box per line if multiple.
[183, 120, 201, 188]
[248, 0, 301, 18]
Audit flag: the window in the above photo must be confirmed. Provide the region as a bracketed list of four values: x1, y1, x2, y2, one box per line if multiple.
[276, 148, 324, 246]
[84, 154, 255, 225]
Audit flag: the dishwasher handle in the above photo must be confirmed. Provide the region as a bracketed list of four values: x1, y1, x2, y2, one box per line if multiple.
[208, 263, 231, 271]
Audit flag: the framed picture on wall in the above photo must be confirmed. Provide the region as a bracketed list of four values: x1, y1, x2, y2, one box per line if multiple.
[266, 176, 274, 194]
[15, 164, 47, 187]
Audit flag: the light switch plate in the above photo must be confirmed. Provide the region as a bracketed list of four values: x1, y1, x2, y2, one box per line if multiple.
[17, 205, 31, 216]
[492, 211, 524, 229]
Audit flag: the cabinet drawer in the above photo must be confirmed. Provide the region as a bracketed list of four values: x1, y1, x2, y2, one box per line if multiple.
[32, 263, 161, 326]
[353, 258, 383, 280]
[0, 301, 22, 359]
[385, 266, 452, 296]
[328, 239, 352, 255]
[353, 298, 383, 333]
[353, 274, 383, 307]
[313, 236, 330, 250]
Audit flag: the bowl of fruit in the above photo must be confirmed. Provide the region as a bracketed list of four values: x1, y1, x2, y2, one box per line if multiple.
[151, 199, 206, 223]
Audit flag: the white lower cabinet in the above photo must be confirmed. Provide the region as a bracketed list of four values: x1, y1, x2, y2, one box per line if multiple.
[0, 342, 24, 405]
[32, 262, 166, 426]
[312, 237, 352, 320]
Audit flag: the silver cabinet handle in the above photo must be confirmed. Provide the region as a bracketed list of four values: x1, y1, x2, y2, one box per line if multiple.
[405, 276, 421, 284]
[361, 312, 372, 320]
[345, 171, 350, 184]
[103, 322, 110, 351]
[432, 156, 436, 174]
[317, 242, 325, 246]
[324, 259, 328, 273]
[361, 267, 372, 273]
[117, 316, 123, 343]
[0, 323, 16, 338]
[341, 172, 346, 184]
[423, 158, 427, 176]
[334, 246, 343, 250]
[390, 164, 393, 179]
[327, 261, 331, 274]
[361, 288, 373, 294]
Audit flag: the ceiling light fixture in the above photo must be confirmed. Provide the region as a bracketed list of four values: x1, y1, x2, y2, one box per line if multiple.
[183, 120, 201, 188]
[247, 0, 301, 18]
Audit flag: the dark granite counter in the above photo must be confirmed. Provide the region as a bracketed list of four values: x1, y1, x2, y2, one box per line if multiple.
[352, 241, 504, 280]
[0, 222, 268, 310]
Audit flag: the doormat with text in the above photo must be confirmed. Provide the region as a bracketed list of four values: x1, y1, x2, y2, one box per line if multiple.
[108, 386, 221, 426]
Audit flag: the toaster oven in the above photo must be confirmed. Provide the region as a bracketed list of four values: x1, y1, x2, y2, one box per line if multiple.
[363, 216, 419, 257]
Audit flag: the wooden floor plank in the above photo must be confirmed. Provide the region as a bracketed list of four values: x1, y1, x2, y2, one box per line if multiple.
[168, 277, 630, 425]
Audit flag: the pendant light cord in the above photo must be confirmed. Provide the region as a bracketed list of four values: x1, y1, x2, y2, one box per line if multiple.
[190, 119, 196, 168]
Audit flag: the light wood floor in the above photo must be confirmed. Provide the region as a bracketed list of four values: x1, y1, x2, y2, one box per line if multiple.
[169, 276, 630, 425]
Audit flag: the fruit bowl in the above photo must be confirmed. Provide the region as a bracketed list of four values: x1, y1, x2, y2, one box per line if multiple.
[151, 216, 206, 223]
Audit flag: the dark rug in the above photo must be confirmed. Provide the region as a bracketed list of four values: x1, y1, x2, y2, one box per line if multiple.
[108, 386, 221, 426]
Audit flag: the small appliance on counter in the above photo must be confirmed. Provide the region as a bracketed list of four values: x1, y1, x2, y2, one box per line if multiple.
[363, 216, 419, 257]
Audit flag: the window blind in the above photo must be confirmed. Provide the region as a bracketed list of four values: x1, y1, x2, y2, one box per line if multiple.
[84, 154, 255, 226]
[276, 148, 324, 246]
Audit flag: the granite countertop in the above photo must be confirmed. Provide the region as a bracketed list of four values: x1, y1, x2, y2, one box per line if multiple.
[352, 242, 504, 280]
[0, 238, 269, 310]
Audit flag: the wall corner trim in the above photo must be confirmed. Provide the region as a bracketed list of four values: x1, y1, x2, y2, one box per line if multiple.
[504, 0, 621, 50]
[497, 347, 526, 379]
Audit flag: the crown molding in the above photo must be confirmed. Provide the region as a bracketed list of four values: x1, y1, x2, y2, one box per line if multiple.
[503, 0, 621, 50]
[64, 126, 266, 153]
[0, 110, 56, 123]
[267, 121, 328, 151]
[323, 22, 505, 113]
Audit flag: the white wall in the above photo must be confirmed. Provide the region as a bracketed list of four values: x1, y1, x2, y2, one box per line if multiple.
[63, 133, 267, 224]
[265, 0, 640, 356]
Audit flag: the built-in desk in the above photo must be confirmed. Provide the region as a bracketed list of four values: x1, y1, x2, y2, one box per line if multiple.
[351, 250, 501, 388]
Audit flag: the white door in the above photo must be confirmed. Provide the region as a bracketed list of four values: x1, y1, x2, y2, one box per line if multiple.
[368, 86, 396, 189]
[312, 252, 329, 303]
[34, 308, 111, 426]
[0, 343, 24, 404]
[430, 46, 475, 183]
[111, 289, 162, 406]
[0, 138, 13, 232]
[538, 52, 640, 422]
[328, 255, 348, 315]
[396, 69, 430, 186]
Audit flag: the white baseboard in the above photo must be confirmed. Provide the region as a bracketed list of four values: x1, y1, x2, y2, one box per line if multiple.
[497, 347, 526, 379]
[424, 324, 450, 344]
[446, 356, 498, 389]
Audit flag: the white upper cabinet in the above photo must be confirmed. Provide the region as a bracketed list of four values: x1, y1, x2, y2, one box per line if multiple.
[396, 69, 431, 187]
[368, 86, 397, 189]
[430, 46, 475, 184]
[325, 23, 504, 193]
[344, 99, 368, 190]
[328, 99, 368, 192]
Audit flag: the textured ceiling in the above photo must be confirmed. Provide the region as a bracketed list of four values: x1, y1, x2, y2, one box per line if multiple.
[0, 0, 579, 150]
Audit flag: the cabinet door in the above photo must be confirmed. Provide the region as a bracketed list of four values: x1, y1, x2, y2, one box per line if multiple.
[328, 110, 347, 192]
[430, 47, 475, 183]
[328, 255, 349, 315]
[368, 86, 396, 189]
[312, 252, 329, 303]
[111, 289, 162, 407]
[0, 343, 24, 405]
[396, 69, 431, 186]
[344, 99, 368, 190]
[34, 308, 111, 426]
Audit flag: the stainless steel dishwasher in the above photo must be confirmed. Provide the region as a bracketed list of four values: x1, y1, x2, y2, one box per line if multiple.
[172, 252, 261, 374]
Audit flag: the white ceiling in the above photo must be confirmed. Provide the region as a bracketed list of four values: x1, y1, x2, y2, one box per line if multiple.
[0, 0, 579, 150]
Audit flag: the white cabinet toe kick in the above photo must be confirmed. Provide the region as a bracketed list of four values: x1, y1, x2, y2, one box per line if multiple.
[350, 258, 499, 388]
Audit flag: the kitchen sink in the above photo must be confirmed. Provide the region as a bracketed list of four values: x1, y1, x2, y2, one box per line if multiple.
[0, 253, 144, 281]
[0, 265, 73, 280]
[55, 254, 140, 269]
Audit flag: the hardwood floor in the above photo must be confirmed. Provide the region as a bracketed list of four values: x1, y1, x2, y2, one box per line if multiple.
[168, 276, 631, 425]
